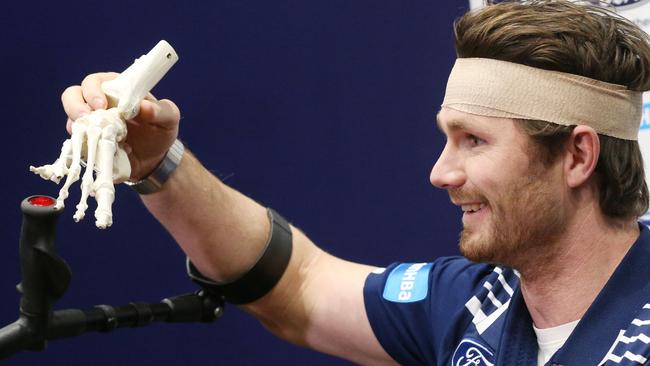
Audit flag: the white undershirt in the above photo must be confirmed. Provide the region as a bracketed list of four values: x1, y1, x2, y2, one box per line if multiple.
[533, 319, 581, 366]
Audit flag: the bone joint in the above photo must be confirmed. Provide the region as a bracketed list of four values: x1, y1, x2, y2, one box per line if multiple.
[30, 40, 178, 228]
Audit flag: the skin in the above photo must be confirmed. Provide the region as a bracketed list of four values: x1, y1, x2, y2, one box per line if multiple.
[431, 107, 640, 328]
[432, 108, 569, 271]
[60, 74, 640, 362]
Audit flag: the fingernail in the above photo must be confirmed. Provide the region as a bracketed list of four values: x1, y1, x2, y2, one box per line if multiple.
[92, 97, 105, 109]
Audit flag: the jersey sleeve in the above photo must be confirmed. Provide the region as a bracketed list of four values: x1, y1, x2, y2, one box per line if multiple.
[363, 257, 493, 365]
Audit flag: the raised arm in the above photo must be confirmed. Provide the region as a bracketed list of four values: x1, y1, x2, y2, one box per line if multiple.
[60, 73, 396, 365]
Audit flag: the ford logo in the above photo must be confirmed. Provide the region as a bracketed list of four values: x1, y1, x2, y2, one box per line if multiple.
[452, 339, 495, 366]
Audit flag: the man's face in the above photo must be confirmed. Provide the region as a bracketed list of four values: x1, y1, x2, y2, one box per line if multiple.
[431, 108, 568, 267]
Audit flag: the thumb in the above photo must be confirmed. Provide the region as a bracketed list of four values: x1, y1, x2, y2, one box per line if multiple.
[133, 99, 180, 130]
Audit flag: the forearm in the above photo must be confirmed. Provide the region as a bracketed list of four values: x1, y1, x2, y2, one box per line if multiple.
[139, 150, 391, 363]
[140, 149, 272, 282]
[140, 149, 326, 339]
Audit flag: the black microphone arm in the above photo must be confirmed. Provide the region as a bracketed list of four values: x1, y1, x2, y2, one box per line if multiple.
[0, 196, 224, 361]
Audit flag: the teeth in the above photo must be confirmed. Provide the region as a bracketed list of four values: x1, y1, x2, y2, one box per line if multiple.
[461, 203, 485, 212]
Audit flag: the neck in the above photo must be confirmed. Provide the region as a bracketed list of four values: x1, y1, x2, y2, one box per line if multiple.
[517, 208, 639, 329]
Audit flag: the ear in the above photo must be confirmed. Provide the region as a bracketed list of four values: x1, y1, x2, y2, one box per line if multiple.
[564, 125, 600, 188]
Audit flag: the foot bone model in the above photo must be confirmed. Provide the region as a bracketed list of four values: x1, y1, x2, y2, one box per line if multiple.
[30, 40, 178, 228]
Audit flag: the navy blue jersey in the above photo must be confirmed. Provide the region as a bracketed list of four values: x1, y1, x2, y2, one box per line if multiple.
[364, 225, 650, 365]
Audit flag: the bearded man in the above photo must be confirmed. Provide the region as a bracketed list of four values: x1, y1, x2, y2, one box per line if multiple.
[60, 0, 650, 364]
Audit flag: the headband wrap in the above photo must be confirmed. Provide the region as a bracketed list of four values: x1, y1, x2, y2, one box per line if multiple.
[441, 58, 642, 140]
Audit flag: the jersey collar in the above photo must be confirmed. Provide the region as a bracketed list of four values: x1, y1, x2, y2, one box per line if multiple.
[499, 224, 650, 365]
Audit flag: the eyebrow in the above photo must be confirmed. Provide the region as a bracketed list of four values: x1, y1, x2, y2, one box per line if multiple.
[436, 113, 470, 133]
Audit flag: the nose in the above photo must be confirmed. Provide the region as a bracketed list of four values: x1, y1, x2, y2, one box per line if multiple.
[430, 145, 465, 189]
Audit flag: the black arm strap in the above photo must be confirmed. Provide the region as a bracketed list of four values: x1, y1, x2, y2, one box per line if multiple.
[186, 208, 293, 305]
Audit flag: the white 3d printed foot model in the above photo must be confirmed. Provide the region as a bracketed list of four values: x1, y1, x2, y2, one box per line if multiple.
[30, 40, 178, 228]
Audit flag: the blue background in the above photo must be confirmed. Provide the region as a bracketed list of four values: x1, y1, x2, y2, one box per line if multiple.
[0, 1, 468, 364]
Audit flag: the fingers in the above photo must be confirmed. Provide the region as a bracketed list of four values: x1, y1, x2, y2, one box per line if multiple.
[61, 86, 91, 121]
[61, 72, 120, 122]
[62, 72, 179, 137]
[134, 99, 180, 129]
[80, 72, 119, 109]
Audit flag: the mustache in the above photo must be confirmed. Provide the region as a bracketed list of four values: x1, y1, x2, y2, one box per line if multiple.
[448, 189, 487, 204]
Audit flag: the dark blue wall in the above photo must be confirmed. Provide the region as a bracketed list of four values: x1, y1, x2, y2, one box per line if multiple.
[1, 1, 468, 364]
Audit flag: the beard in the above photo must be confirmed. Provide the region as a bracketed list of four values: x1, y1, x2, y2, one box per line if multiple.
[452, 171, 568, 270]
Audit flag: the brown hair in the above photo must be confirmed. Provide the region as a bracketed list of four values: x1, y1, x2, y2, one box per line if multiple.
[454, 0, 650, 219]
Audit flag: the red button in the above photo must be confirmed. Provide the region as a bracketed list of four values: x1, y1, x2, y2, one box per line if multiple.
[28, 196, 56, 207]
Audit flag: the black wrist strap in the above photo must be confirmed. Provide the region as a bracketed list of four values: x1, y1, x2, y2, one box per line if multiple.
[186, 208, 293, 305]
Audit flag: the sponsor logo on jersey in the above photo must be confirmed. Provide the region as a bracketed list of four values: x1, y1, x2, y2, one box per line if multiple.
[452, 338, 495, 366]
[382, 262, 433, 303]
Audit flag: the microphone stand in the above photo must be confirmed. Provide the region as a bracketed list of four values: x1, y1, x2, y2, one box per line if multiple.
[0, 195, 224, 360]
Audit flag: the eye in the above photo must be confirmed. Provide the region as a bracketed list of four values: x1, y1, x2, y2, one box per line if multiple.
[464, 134, 485, 148]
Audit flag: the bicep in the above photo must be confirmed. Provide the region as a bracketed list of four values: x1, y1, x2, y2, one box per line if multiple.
[303, 251, 397, 365]
[244, 227, 396, 365]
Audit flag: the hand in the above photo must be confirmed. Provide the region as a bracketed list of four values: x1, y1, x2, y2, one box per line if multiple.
[61, 72, 181, 181]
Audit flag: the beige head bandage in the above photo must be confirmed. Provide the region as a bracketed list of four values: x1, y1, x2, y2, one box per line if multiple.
[441, 58, 642, 140]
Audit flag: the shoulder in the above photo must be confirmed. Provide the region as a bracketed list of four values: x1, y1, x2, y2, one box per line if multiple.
[363, 257, 519, 365]
[365, 257, 499, 302]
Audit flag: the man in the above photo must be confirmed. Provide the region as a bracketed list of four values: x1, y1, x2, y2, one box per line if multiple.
[59, 1, 650, 365]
